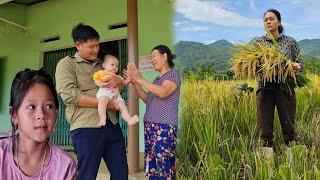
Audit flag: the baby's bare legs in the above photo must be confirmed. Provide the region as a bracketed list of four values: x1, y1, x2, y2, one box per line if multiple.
[116, 100, 139, 125]
[98, 96, 110, 126]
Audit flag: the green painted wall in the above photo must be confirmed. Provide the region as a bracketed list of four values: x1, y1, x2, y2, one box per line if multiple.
[0, 0, 174, 152]
[0, 3, 27, 26]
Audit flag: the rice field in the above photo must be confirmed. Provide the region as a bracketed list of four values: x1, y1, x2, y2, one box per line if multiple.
[177, 74, 320, 179]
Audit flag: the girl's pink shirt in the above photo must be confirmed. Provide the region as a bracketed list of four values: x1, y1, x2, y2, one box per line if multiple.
[0, 138, 77, 180]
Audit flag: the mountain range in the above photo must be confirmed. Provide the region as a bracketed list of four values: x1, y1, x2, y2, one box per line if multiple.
[175, 39, 320, 72]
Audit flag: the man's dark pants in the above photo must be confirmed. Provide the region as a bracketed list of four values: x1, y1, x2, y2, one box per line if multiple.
[70, 120, 128, 180]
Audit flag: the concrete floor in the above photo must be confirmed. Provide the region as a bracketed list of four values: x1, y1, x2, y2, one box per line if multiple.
[69, 152, 146, 180]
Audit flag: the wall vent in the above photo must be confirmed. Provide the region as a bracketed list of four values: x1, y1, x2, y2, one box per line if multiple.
[41, 35, 60, 43]
[108, 22, 127, 30]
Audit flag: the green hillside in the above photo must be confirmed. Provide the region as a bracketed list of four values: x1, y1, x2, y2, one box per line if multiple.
[175, 39, 320, 72]
[175, 40, 233, 72]
[299, 39, 320, 57]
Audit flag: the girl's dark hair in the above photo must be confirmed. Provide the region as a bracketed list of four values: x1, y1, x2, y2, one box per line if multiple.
[9, 68, 59, 148]
[264, 9, 284, 33]
[71, 23, 100, 43]
[152, 45, 176, 68]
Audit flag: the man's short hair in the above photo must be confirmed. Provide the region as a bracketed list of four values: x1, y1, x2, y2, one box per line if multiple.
[71, 23, 100, 43]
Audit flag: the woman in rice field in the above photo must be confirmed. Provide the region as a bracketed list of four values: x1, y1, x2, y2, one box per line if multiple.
[125, 45, 181, 179]
[253, 9, 302, 156]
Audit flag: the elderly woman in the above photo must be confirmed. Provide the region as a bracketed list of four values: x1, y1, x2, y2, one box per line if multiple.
[126, 45, 181, 179]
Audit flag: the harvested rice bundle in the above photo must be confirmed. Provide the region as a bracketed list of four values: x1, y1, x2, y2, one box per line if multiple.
[231, 43, 296, 83]
[231, 37, 310, 93]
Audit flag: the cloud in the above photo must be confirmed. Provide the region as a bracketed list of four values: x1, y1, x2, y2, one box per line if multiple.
[180, 25, 210, 32]
[174, 21, 188, 27]
[176, 0, 260, 27]
[291, 24, 309, 29]
[291, 0, 302, 4]
[249, 0, 256, 11]
[204, 39, 216, 44]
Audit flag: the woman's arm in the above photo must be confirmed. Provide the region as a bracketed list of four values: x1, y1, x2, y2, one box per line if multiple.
[123, 69, 148, 102]
[136, 78, 177, 99]
[131, 80, 148, 102]
[126, 63, 177, 99]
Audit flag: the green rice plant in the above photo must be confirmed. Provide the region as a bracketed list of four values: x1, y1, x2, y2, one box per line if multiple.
[177, 73, 320, 179]
[277, 165, 297, 180]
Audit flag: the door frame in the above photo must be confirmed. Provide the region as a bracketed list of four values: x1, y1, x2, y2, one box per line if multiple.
[39, 36, 127, 67]
[40, 37, 129, 149]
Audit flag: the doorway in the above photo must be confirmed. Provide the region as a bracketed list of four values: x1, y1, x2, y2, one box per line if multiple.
[42, 39, 128, 149]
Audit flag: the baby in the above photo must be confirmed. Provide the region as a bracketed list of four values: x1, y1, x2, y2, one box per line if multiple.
[93, 55, 139, 126]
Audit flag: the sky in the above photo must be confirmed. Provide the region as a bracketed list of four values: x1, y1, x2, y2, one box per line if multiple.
[175, 0, 320, 44]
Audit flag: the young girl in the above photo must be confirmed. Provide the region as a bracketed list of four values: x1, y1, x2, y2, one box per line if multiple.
[0, 68, 76, 179]
[94, 55, 139, 126]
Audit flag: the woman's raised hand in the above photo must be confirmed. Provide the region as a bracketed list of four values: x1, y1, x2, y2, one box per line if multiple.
[126, 62, 142, 82]
[123, 70, 133, 85]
